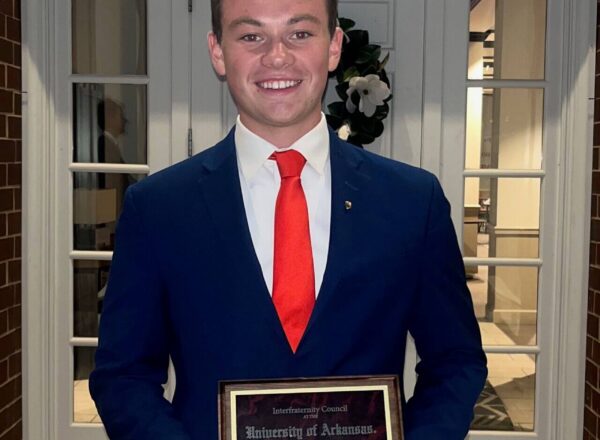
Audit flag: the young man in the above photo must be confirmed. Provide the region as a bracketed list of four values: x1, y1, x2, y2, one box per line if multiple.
[89, 0, 487, 439]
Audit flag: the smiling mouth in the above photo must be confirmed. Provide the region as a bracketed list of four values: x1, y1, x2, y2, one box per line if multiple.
[257, 80, 302, 90]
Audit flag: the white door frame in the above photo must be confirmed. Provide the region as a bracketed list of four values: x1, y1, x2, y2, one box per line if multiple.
[22, 0, 596, 439]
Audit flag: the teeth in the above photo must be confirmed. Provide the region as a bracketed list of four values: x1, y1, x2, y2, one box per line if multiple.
[258, 80, 301, 90]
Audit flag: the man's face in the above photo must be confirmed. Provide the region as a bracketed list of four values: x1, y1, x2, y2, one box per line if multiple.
[208, 0, 343, 144]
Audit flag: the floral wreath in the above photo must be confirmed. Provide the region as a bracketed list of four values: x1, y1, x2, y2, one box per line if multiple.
[325, 18, 393, 148]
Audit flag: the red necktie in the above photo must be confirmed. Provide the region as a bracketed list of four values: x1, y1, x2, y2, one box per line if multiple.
[271, 150, 315, 353]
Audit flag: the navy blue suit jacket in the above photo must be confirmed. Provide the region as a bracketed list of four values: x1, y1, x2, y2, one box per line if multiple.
[90, 128, 487, 440]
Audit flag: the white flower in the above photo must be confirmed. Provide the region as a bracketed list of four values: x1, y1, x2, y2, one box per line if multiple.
[345, 74, 391, 117]
[337, 123, 351, 141]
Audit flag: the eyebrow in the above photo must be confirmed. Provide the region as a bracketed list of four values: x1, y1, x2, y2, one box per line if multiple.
[228, 14, 322, 30]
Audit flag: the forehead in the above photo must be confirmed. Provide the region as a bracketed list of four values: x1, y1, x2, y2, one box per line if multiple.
[220, 0, 328, 24]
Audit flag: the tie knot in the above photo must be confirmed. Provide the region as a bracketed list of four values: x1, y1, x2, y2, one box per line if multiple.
[271, 150, 306, 178]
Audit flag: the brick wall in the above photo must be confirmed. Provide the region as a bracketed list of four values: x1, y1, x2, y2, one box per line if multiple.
[585, 2, 600, 439]
[0, 0, 21, 439]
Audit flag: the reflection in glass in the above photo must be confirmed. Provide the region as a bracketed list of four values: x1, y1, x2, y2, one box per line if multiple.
[73, 83, 147, 164]
[467, 265, 538, 346]
[74, 260, 110, 338]
[471, 354, 535, 431]
[466, 88, 543, 170]
[74, 346, 101, 423]
[464, 177, 540, 259]
[468, 0, 546, 80]
[73, 172, 144, 251]
[72, 0, 147, 75]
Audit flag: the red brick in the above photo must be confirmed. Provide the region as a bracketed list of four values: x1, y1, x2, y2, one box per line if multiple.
[13, 0, 19, 20]
[12, 42, 19, 67]
[8, 260, 19, 283]
[12, 237, 18, 260]
[0, 14, 5, 39]
[0, 140, 15, 163]
[0, 374, 19, 411]
[588, 359, 599, 384]
[1, 420, 21, 440]
[0, 38, 11, 64]
[0, 399, 21, 435]
[590, 313, 600, 339]
[6, 164, 18, 186]
[13, 188, 19, 210]
[586, 406, 597, 434]
[6, 213, 17, 236]
[0, 115, 6, 137]
[13, 283, 20, 306]
[0, 189, 12, 213]
[0, 89, 12, 113]
[7, 305, 18, 331]
[0, 165, 7, 188]
[0, 65, 5, 89]
[0, 360, 7, 384]
[0, 285, 13, 310]
[0, 263, 7, 286]
[8, 352, 19, 376]
[595, 291, 600, 316]
[14, 141, 19, 162]
[6, 66, 18, 90]
[12, 91, 19, 115]
[7, 116, 19, 139]
[591, 266, 600, 291]
[0, 331, 18, 365]
[0, 237, 12, 263]
[0, 1, 10, 18]
[5, 16, 17, 42]
[0, 310, 6, 335]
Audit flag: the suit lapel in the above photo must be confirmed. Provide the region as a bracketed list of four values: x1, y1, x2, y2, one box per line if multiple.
[298, 132, 372, 352]
[197, 130, 289, 346]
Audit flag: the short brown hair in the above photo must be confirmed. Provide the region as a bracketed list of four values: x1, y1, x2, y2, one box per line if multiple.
[211, 0, 338, 42]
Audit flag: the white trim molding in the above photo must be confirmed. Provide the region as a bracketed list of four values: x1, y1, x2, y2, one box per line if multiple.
[552, 0, 597, 438]
[22, 0, 56, 438]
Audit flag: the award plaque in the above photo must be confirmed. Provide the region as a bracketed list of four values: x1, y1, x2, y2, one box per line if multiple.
[219, 375, 403, 440]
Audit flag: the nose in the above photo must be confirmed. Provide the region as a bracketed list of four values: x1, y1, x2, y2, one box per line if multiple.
[261, 40, 294, 69]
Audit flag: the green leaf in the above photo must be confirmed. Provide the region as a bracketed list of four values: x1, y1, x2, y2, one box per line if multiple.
[356, 45, 382, 65]
[342, 66, 360, 82]
[327, 101, 348, 118]
[338, 17, 355, 31]
[346, 29, 369, 47]
[335, 82, 350, 100]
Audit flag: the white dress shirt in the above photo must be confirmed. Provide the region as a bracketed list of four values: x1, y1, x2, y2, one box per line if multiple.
[235, 114, 331, 297]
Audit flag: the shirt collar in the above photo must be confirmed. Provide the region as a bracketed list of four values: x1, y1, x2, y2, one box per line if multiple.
[235, 113, 330, 181]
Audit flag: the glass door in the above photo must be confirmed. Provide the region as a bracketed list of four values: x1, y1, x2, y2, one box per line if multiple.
[55, 0, 173, 438]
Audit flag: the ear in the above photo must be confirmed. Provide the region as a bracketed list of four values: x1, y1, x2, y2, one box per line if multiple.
[328, 27, 344, 72]
[207, 31, 227, 77]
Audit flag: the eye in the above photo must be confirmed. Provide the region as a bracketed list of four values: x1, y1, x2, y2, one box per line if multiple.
[240, 34, 262, 43]
[291, 31, 313, 40]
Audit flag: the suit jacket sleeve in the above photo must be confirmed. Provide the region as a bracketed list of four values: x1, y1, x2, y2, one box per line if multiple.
[89, 187, 191, 440]
[403, 174, 487, 440]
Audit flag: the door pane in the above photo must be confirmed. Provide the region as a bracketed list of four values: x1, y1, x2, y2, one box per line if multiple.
[72, 0, 147, 75]
[472, 353, 535, 431]
[74, 346, 101, 423]
[74, 259, 110, 338]
[468, 265, 538, 346]
[468, 0, 546, 80]
[73, 83, 148, 164]
[466, 88, 544, 170]
[73, 172, 144, 251]
[464, 177, 540, 259]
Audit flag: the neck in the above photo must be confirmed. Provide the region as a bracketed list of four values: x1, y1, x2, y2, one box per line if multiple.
[239, 114, 322, 149]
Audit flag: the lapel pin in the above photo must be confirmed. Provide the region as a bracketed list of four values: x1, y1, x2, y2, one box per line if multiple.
[344, 200, 352, 211]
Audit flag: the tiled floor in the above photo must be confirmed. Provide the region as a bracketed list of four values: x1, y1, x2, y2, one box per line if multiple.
[468, 233, 536, 431]
[74, 379, 101, 423]
[73, 233, 536, 432]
